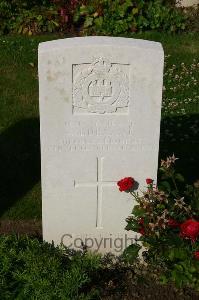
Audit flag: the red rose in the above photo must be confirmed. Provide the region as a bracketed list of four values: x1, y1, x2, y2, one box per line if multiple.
[138, 218, 144, 226]
[138, 218, 145, 235]
[139, 227, 145, 235]
[117, 177, 134, 192]
[194, 251, 199, 260]
[180, 219, 199, 242]
[146, 178, 153, 185]
[167, 218, 180, 228]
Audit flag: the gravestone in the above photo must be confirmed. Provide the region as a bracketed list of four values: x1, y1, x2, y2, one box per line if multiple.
[38, 37, 164, 254]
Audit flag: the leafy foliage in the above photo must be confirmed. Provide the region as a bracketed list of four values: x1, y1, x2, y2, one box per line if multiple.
[0, 0, 189, 35]
[16, 8, 59, 35]
[0, 1, 60, 35]
[73, 0, 187, 35]
[0, 235, 101, 299]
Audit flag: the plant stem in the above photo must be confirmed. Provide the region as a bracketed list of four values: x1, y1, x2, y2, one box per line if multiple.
[130, 191, 139, 201]
[171, 174, 179, 195]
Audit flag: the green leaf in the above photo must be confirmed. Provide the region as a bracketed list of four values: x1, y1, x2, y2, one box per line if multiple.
[157, 204, 165, 210]
[84, 17, 94, 28]
[18, 25, 23, 34]
[94, 16, 103, 28]
[159, 181, 171, 192]
[175, 173, 184, 182]
[73, 12, 80, 23]
[122, 244, 141, 263]
[168, 249, 175, 261]
[52, 20, 59, 27]
[132, 8, 139, 15]
[132, 205, 145, 217]
[168, 248, 188, 261]
[160, 275, 168, 285]
[80, 5, 89, 15]
[174, 264, 183, 272]
[189, 266, 196, 273]
[171, 270, 183, 287]
[37, 15, 43, 22]
[23, 27, 29, 35]
[28, 62, 35, 68]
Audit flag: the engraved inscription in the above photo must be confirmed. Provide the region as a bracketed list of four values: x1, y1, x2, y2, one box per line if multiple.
[45, 120, 156, 153]
[73, 57, 129, 114]
[74, 157, 116, 229]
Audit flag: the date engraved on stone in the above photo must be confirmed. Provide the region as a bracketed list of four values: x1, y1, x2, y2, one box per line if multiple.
[73, 57, 129, 114]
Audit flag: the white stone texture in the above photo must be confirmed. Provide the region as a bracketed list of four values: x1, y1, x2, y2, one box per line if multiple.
[38, 37, 164, 254]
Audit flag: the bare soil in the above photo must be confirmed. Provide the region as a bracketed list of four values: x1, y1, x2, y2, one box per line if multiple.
[0, 219, 42, 237]
[96, 268, 199, 300]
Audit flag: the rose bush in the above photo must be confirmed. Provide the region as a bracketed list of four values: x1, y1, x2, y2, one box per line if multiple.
[119, 155, 199, 290]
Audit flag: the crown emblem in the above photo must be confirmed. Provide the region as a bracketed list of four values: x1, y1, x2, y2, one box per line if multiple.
[91, 57, 111, 74]
[89, 80, 112, 98]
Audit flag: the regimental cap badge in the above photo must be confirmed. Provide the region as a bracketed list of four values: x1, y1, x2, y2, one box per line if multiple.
[73, 57, 129, 114]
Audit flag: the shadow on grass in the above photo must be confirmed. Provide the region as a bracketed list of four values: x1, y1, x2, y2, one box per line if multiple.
[0, 118, 40, 217]
[159, 113, 199, 183]
[0, 114, 198, 217]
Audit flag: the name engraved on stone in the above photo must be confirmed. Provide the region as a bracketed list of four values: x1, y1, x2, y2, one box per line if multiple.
[74, 157, 117, 229]
[73, 57, 129, 114]
[65, 120, 133, 136]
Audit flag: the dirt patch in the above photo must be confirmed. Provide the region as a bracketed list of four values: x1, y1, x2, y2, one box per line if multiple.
[0, 219, 42, 237]
[96, 268, 199, 300]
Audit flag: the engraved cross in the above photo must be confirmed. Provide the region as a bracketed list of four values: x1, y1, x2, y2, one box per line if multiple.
[74, 157, 116, 229]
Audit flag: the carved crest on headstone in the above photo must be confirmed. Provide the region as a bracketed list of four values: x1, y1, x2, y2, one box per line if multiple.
[73, 57, 129, 114]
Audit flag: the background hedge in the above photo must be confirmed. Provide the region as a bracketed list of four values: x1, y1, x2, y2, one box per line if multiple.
[0, 0, 198, 36]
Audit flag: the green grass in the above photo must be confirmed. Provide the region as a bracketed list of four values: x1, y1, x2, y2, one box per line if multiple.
[0, 32, 198, 220]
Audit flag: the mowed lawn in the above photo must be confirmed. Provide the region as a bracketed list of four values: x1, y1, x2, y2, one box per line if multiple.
[0, 32, 198, 220]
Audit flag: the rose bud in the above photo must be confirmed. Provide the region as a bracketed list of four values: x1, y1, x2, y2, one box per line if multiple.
[167, 218, 180, 228]
[146, 178, 153, 185]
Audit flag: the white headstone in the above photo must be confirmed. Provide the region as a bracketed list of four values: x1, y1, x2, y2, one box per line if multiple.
[38, 37, 164, 254]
